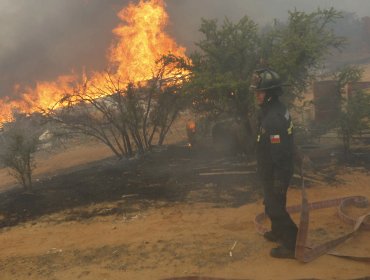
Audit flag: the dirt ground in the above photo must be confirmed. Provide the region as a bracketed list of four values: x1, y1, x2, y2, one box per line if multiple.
[0, 132, 369, 280]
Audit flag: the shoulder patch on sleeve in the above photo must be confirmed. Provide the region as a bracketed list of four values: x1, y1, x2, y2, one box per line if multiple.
[270, 135, 281, 144]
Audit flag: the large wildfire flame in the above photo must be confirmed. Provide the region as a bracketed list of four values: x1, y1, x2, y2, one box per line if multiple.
[0, 0, 187, 124]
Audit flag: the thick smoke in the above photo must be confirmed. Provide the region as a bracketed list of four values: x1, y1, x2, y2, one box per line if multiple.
[1, 0, 370, 98]
[0, 0, 125, 97]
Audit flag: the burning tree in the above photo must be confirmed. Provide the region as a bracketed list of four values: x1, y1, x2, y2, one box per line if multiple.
[0, 2, 349, 161]
[0, 113, 46, 191]
[0, 0, 189, 127]
[0, 0, 191, 160]
[49, 55, 190, 159]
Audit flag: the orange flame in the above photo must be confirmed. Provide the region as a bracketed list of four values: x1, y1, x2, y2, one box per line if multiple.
[110, 0, 186, 82]
[186, 120, 196, 133]
[0, 0, 188, 124]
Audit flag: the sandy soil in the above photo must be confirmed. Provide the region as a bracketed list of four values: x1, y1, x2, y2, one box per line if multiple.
[0, 135, 369, 280]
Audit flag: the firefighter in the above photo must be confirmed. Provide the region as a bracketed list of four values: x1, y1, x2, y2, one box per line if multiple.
[251, 68, 297, 259]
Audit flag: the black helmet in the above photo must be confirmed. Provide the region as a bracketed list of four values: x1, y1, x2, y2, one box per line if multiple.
[250, 68, 282, 91]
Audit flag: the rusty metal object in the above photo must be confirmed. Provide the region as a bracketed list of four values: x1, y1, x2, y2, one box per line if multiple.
[254, 180, 370, 262]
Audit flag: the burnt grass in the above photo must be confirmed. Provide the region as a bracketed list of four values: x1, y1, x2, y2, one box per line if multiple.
[0, 142, 368, 229]
[0, 144, 260, 229]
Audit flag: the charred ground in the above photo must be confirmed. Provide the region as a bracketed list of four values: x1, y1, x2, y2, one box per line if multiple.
[0, 144, 259, 229]
[1, 138, 368, 230]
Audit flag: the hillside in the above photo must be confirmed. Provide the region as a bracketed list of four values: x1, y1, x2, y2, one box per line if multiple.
[0, 126, 369, 279]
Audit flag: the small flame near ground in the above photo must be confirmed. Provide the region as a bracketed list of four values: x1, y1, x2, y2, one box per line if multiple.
[0, 0, 188, 124]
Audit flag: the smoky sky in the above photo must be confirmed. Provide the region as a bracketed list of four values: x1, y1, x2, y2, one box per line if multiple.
[1, 0, 370, 98]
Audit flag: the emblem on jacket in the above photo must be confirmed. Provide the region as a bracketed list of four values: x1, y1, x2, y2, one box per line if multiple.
[270, 135, 281, 144]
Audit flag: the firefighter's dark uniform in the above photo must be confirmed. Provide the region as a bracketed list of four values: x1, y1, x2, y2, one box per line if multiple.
[256, 98, 298, 251]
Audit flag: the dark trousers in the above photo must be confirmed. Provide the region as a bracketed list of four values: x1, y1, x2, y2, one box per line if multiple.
[262, 177, 298, 250]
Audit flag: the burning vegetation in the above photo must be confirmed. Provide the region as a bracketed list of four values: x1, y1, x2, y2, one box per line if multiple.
[0, 0, 192, 189]
[0, 0, 188, 124]
[0, 1, 368, 191]
[0, 1, 369, 279]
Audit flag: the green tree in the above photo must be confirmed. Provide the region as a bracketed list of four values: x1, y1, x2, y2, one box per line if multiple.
[188, 8, 345, 119]
[261, 8, 345, 104]
[189, 16, 259, 120]
[334, 66, 370, 157]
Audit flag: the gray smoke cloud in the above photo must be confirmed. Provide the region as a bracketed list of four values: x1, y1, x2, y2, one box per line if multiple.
[0, 0, 124, 97]
[1, 0, 370, 98]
